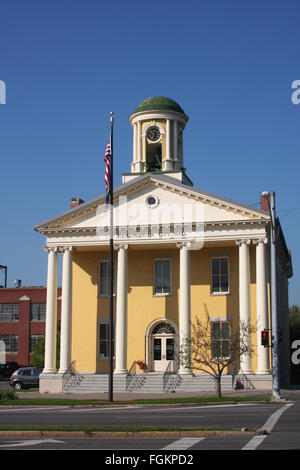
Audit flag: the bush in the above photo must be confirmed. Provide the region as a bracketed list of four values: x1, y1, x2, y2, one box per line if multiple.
[0, 389, 17, 402]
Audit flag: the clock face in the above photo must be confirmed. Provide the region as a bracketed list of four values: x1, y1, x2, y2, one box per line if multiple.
[146, 126, 161, 142]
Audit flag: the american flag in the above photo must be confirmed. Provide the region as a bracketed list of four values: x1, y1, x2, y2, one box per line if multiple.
[104, 143, 111, 203]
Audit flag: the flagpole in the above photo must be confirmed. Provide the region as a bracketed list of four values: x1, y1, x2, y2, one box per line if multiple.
[108, 112, 114, 402]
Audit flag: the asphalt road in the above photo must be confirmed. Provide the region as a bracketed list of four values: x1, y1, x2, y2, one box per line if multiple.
[1, 382, 300, 451]
[0, 402, 299, 450]
[0, 402, 285, 429]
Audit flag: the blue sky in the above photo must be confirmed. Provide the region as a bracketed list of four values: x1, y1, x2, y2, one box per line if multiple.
[0, 0, 299, 306]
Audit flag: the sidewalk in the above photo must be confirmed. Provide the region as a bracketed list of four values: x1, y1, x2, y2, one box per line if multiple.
[15, 388, 281, 401]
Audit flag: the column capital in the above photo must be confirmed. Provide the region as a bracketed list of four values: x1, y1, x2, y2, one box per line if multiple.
[58, 246, 74, 253]
[252, 238, 268, 246]
[235, 238, 251, 247]
[176, 241, 191, 249]
[115, 243, 129, 251]
[44, 246, 59, 253]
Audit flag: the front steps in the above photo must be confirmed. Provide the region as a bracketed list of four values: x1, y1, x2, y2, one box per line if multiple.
[63, 372, 234, 394]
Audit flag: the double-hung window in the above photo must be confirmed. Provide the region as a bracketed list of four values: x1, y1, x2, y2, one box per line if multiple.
[99, 260, 116, 297]
[154, 259, 171, 295]
[98, 323, 114, 359]
[211, 257, 229, 294]
[211, 322, 230, 358]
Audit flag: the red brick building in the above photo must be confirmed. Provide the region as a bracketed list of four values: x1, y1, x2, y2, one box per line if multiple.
[0, 287, 61, 366]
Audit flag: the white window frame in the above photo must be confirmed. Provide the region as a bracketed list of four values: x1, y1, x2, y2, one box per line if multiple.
[98, 258, 116, 298]
[210, 256, 230, 295]
[97, 321, 115, 360]
[210, 320, 231, 360]
[153, 257, 172, 296]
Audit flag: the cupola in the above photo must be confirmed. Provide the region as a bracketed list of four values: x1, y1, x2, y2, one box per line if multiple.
[123, 97, 192, 185]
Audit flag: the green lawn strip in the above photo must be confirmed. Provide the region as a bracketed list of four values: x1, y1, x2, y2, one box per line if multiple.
[0, 424, 234, 434]
[0, 395, 270, 407]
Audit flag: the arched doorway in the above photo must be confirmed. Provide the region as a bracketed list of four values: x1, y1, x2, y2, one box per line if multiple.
[147, 320, 178, 372]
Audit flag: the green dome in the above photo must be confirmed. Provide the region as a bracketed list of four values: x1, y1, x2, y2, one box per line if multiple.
[132, 96, 185, 115]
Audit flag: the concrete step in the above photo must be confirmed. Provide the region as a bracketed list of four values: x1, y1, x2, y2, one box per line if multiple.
[63, 372, 233, 393]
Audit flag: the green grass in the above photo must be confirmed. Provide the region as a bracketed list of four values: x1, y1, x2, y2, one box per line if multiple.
[0, 424, 232, 433]
[0, 395, 270, 407]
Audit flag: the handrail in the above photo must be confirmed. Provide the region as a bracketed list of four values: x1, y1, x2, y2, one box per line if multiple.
[163, 361, 172, 391]
[126, 361, 137, 390]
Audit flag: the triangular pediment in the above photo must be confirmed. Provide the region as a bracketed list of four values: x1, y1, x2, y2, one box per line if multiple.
[34, 173, 269, 234]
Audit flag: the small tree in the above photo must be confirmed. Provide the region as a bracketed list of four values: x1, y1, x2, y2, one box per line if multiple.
[30, 337, 45, 368]
[180, 306, 256, 397]
[290, 305, 300, 341]
[30, 320, 61, 369]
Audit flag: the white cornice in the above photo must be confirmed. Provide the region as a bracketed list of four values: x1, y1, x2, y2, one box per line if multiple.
[34, 174, 269, 232]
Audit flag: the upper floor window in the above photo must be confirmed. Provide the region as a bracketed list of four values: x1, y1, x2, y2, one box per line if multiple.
[154, 259, 171, 295]
[0, 303, 19, 321]
[211, 257, 229, 294]
[99, 260, 116, 297]
[30, 303, 46, 321]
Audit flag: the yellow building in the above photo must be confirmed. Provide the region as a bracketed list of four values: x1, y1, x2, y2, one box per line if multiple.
[35, 97, 292, 394]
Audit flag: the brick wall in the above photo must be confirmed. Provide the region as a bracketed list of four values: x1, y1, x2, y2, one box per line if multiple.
[0, 287, 61, 366]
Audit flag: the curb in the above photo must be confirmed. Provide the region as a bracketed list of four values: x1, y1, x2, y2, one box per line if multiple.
[0, 429, 260, 438]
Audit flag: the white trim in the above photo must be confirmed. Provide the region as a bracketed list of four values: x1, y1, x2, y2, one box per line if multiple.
[153, 257, 172, 296]
[210, 255, 230, 295]
[145, 318, 179, 371]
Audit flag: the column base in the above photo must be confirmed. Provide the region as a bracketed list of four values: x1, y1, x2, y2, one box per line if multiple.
[179, 367, 193, 375]
[42, 369, 57, 374]
[39, 373, 63, 393]
[114, 369, 128, 374]
[238, 369, 254, 375]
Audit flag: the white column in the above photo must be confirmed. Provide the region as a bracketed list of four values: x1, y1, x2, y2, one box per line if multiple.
[177, 242, 192, 374]
[173, 120, 178, 164]
[237, 239, 253, 374]
[136, 121, 143, 172]
[58, 247, 73, 374]
[132, 123, 137, 167]
[43, 247, 58, 374]
[165, 119, 173, 170]
[255, 239, 270, 374]
[114, 244, 128, 374]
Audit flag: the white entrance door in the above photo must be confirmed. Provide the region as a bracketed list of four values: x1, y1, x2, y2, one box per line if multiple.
[153, 336, 175, 372]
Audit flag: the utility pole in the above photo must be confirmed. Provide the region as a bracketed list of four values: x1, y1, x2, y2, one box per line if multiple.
[262, 191, 280, 399]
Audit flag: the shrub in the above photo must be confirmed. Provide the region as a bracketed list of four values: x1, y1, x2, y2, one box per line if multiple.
[0, 389, 17, 402]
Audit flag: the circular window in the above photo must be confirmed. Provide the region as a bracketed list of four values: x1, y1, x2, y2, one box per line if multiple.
[146, 195, 159, 208]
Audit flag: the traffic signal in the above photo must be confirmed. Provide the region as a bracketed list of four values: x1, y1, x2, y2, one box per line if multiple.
[261, 330, 269, 347]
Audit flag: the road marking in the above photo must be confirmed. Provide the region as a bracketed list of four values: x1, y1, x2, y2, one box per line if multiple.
[162, 437, 205, 450]
[0, 439, 65, 448]
[242, 403, 293, 450]
[261, 403, 293, 433]
[242, 435, 267, 450]
[70, 403, 262, 413]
